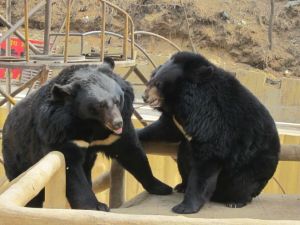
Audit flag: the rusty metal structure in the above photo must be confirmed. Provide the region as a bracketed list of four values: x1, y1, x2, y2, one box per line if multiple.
[0, 0, 181, 114]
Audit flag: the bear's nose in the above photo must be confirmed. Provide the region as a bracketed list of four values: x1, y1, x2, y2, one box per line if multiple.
[112, 119, 123, 129]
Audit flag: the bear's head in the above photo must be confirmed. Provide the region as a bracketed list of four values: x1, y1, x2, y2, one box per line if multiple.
[51, 58, 124, 134]
[143, 51, 215, 110]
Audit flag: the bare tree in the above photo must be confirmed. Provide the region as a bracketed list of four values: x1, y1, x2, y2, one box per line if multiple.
[268, 0, 274, 50]
[180, 0, 197, 53]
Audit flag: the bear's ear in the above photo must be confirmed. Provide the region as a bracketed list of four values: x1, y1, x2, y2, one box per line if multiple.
[51, 84, 73, 101]
[187, 65, 214, 83]
[104, 57, 115, 70]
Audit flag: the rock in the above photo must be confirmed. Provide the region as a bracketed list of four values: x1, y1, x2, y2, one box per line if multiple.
[79, 6, 88, 12]
[82, 16, 89, 24]
[285, 0, 300, 8]
[219, 11, 230, 21]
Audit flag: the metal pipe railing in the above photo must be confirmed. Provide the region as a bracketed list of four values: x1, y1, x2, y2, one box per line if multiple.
[49, 31, 157, 68]
[99, 0, 135, 60]
[64, 0, 72, 63]
[100, 1, 106, 61]
[43, 0, 52, 55]
[0, 0, 46, 44]
[24, 0, 30, 62]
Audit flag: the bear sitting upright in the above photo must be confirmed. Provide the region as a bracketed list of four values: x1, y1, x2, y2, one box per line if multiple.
[139, 51, 280, 214]
[2, 58, 172, 211]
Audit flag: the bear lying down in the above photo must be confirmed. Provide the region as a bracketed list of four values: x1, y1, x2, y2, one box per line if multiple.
[2, 58, 172, 211]
[139, 51, 280, 214]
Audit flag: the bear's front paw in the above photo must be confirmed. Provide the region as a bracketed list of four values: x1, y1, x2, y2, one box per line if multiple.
[146, 179, 172, 195]
[96, 202, 110, 212]
[172, 200, 204, 214]
[174, 183, 186, 193]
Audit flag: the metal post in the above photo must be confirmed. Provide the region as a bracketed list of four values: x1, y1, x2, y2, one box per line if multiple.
[5, 0, 11, 57]
[131, 23, 134, 59]
[123, 15, 128, 60]
[100, 1, 106, 62]
[64, 0, 71, 63]
[6, 0, 12, 111]
[109, 160, 125, 208]
[24, 0, 30, 62]
[44, 0, 52, 55]
[80, 35, 84, 55]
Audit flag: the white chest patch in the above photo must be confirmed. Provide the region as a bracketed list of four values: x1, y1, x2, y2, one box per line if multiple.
[71, 134, 121, 148]
[172, 116, 192, 141]
[72, 140, 90, 148]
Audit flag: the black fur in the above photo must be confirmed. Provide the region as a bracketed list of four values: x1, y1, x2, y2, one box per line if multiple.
[3, 59, 172, 211]
[139, 51, 280, 214]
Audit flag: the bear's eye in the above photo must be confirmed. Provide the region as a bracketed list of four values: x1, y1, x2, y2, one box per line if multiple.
[113, 98, 119, 106]
[155, 82, 162, 88]
[98, 101, 106, 108]
[88, 105, 98, 115]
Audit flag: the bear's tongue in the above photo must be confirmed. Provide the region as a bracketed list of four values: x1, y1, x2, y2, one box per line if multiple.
[113, 127, 123, 135]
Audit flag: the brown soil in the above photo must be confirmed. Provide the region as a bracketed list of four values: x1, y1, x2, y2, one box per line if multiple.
[0, 0, 299, 77]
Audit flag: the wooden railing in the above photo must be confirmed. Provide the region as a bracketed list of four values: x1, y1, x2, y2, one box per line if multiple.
[1, 148, 299, 225]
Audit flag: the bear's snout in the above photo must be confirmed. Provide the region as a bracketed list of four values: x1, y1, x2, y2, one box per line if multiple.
[110, 117, 123, 135]
[104, 104, 123, 135]
[112, 118, 123, 130]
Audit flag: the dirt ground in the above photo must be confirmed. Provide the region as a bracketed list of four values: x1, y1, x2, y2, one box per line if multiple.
[0, 0, 299, 78]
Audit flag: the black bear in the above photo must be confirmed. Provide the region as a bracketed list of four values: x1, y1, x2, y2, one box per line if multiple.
[2, 58, 172, 211]
[139, 51, 280, 214]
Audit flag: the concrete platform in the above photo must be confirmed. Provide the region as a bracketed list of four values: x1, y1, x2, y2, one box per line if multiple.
[114, 192, 300, 221]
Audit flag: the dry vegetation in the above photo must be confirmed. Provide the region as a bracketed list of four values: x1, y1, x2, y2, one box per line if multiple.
[0, 0, 299, 77]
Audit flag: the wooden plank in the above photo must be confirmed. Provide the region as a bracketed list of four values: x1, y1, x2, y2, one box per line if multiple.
[0, 59, 136, 69]
[131, 23, 134, 59]
[117, 192, 300, 221]
[44, 152, 67, 209]
[109, 160, 125, 208]
[277, 122, 300, 136]
[0, 151, 65, 206]
[0, 87, 16, 105]
[142, 141, 300, 161]
[92, 171, 110, 193]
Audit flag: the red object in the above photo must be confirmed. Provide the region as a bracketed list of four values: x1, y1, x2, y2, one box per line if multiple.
[0, 38, 44, 79]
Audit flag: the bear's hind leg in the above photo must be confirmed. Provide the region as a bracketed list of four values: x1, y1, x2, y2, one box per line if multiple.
[175, 140, 192, 193]
[212, 169, 267, 208]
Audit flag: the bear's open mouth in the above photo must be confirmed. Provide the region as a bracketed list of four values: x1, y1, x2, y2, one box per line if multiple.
[148, 98, 162, 108]
[144, 85, 164, 108]
[105, 124, 123, 135]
